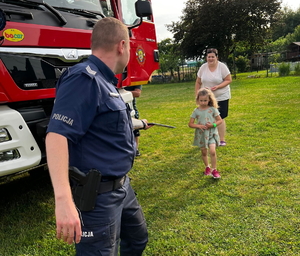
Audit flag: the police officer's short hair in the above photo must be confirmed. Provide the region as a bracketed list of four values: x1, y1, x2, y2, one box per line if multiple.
[91, 17, 129, 51]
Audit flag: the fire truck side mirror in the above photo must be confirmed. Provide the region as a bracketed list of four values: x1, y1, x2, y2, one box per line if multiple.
[0, 9, 6, 31]
[135, 0, 152, 17]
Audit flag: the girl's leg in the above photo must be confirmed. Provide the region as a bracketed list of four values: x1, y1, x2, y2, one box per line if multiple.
[201, 148, 209, 167]
[209, 144, 221, 178]
[201, 148, 211, 175]
[209, 144, 217, 169]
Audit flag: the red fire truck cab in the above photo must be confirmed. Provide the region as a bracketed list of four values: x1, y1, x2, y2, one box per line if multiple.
[0, 0, 159, 178]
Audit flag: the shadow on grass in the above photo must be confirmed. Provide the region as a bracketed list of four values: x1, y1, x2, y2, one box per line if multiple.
[0, 169, 52, 205]
[0, 170, 62, 255]
[132, 145, 223, 217]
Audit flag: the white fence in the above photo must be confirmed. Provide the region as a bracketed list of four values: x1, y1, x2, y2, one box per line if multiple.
[270, 62, 300, 73]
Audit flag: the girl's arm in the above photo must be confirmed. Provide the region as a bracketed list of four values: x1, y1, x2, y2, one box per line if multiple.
[215, 115, 223, 126]
[206, 115, 223, 128]
[188, 117, 207, 130]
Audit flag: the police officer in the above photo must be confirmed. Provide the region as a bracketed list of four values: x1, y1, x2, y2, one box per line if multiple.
[46, 17, 149, 256]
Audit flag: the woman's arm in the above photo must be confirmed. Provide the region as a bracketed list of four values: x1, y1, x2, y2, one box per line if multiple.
[130, 88, 142, 98]
[194, 77, 202, 96]
[211, 74, 232, 91]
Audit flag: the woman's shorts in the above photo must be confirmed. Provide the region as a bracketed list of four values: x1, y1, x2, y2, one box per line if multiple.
[133, 129, 140, 137]
[218, 99, 229, 119]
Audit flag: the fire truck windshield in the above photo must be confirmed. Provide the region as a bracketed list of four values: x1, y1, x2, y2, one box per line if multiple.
[45, 0, 104, 13]
[44, 0, 117, 18]
[1, 0, 102, 12]
[1, 0, 106, 21]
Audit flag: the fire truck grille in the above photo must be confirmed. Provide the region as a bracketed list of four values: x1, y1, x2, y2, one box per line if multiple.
[0, 52, 88, 90]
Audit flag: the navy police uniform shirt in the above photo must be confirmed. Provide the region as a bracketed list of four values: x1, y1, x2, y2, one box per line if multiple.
[47, 55, 135, 177]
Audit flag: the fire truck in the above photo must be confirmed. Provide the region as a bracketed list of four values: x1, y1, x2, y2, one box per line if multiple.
[0, 0, 159, 178]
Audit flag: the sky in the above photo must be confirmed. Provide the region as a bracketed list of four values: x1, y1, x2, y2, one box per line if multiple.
[151, 0, 300, 42]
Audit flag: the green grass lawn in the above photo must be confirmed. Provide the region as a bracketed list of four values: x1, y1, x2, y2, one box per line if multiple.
[0, 75, 299, 255]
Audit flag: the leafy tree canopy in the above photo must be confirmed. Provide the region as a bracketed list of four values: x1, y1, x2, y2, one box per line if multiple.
[270, 7, 300, 41]
[270, 25, 300, 53]
[158, 38, 182, 76]
[167, 0, 281, 62]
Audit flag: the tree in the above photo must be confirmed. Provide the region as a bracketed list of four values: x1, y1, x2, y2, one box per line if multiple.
[270, 25, 300, 53]
[167, 0, 281, 63]
[270, 7, 300, 41]
[235, 55, 250, 73]
[158, 38, 182, 80]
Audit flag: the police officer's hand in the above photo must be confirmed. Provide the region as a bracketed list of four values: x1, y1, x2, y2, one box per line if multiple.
[141, 119, 153, 130]
[55, 198, 82, 244]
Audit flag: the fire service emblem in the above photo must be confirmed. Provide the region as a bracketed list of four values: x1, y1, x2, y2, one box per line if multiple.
[136, 46, 145, 65]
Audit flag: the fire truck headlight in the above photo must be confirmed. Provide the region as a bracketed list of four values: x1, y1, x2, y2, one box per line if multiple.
[0, 128, 11, 142]
[0, 149, 20, 162]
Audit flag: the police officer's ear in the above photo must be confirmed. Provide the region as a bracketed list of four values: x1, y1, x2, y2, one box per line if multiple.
[117, 40, 126, 55]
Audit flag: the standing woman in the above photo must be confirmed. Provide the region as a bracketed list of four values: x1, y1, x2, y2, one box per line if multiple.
[195, 48, 232, 146]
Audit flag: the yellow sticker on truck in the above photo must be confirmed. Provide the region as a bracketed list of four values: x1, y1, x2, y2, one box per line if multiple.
[3, 29, 24, 42]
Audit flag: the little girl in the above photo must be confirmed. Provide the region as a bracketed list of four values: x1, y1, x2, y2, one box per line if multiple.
[188, 88, 223, 178]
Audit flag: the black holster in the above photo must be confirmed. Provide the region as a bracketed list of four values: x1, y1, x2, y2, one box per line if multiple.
[69, 166, 102, 212]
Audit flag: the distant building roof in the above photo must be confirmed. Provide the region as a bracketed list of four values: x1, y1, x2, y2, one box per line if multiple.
[290, 42, 300, 46]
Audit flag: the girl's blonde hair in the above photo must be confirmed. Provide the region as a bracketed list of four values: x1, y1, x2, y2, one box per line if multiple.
[196, 88, 219, 109]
